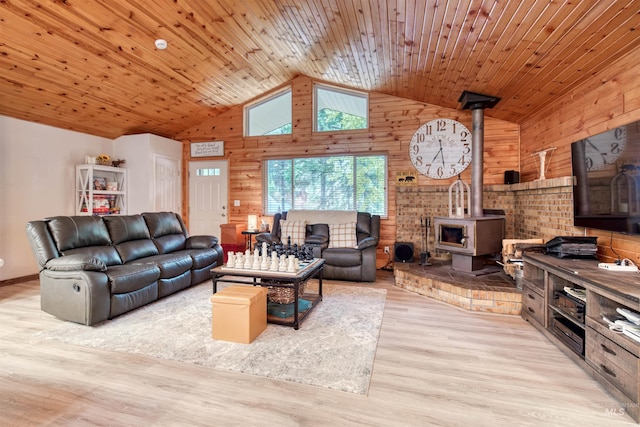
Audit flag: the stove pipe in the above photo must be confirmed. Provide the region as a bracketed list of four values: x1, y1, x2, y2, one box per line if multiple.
[458, 91, 501, 218]
[471, 108, 485, 218]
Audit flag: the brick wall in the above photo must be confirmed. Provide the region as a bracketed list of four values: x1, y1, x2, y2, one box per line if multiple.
[396, 177, 575, 255]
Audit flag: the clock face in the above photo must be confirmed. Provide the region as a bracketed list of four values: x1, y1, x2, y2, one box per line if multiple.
[582, 127, 627, 171]
[409, 118, 472, 178]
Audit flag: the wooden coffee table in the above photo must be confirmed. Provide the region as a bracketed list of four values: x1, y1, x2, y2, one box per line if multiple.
[211, 258, 324, 329]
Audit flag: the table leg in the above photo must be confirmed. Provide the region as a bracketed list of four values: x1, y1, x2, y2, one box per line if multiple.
[293, 278, 300, 330]
[245, 234, 254, 251]
[212, 274, 219, 294]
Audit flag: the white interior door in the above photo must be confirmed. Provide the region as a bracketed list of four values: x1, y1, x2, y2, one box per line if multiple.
[188, 160, 228, 237]
[154, 155, 181, 212]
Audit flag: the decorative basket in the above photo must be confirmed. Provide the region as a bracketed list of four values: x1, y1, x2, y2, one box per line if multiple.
[263, 280, 306, 304]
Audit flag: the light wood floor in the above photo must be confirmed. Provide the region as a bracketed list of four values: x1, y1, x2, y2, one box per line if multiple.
[1, 272, 637, 426]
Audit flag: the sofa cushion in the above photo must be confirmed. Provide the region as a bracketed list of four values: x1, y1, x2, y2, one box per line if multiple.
[280, 220, 307, 245]
[309, 224, 329, 239]
[186, 235, 218, 249]
[47, 216, 111, 251]
[328, 222, 357, 248]
[136, 253, 193, 279]
[106, 263, 161, 294]
[45, 254, 107, 272]
[286, 210, 357, 225]
[103, 215, 151, 244]
[322, 248, 362, 266]
[356, 212, 372, 235]
[110, 282, 158, 318]
[63, 246, 122, 267]
[103, 215, 163, 262]
[182, 248, 220, 269]
[115, 240, 160, 263]
[153, 234, 187, 254]
[305, 234, 329, 246]
[143, 212, 185, 238]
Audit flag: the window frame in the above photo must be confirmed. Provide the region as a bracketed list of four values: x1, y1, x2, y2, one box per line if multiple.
[262, 153, 387, 217]
[244, 87, 292, 137]
[313, 83, 369, 133]
[195, 167, 221, 177]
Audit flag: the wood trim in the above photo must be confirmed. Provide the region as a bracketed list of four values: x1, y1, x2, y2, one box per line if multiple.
[0, 274, 39, 287]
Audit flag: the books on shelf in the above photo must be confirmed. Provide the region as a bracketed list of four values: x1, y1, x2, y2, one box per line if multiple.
[602, 307, 640, 343]
[623, 326, 640, 344]
[617, 307, 640, 325]
[563, 286, 586, 302]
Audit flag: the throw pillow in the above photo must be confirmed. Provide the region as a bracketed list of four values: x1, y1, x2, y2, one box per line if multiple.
[328, 222, 357, 248]
[280, 220, 307, 245]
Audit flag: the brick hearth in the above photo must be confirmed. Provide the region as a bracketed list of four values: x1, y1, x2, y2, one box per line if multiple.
[394, 261, 522, 315]
[392, 177, 576, 315]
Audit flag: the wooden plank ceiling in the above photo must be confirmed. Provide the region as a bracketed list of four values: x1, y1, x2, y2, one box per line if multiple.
[1, 0, 639, 139]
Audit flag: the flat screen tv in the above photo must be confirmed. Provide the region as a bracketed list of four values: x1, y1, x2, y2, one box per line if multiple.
[572, 120, 640, 234]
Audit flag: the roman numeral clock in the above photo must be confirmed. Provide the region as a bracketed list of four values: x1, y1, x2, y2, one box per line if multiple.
[409, 118, 472, 178]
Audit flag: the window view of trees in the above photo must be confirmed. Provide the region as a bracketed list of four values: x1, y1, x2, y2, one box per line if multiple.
[293, 156, 354, 210]
[314, 84, 368, 132]
[257, 85, 378, 214]
[265, 160, 293, 214]
[316, 109, 366, 131]
[356, 156, 386, 214]
[265, 123, 292, 135]
[264, 155, 386, 216]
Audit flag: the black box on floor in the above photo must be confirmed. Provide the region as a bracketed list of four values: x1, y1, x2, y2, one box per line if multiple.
[394, 242, 414, 263]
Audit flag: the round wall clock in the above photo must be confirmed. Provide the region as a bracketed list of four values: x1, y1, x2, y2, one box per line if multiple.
[582, 127, 627, 171]
[409, 118, 472, 179]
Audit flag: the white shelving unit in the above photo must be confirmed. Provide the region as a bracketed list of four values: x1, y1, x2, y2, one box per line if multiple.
[76, 164, 127, 215]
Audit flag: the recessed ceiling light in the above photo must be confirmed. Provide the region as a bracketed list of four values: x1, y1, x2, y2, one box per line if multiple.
[154, 39, 168, 50]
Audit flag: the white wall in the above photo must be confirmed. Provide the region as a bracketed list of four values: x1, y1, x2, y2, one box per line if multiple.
[0, 116, 112, 281]
[0, 119, 183, 281]
[113, 133, 182, 214]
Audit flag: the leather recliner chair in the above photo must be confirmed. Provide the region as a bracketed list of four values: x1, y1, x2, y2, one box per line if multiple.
[256, 211, 380, 282]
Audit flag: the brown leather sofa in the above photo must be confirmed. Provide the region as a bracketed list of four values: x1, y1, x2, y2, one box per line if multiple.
[26, 212, 223, 325]
[255, 211, 380, 282]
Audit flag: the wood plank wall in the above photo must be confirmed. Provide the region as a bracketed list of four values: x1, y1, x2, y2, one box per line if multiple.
[520, 50, 640, 263]
[179, 75, 519, 266]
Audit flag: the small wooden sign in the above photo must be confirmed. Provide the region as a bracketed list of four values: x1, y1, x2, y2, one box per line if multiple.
[191, 141, 224, 157]
[396, 171, 418, 186]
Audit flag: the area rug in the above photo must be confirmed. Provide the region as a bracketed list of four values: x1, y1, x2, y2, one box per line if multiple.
[33, 282, 386, 395]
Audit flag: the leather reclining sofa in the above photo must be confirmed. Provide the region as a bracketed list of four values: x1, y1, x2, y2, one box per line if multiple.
[255, 210, 380, 282]
[26, 212, 223, 325]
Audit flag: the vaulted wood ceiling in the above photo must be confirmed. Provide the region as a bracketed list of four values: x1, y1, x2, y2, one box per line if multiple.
[2, 0, 639, 139]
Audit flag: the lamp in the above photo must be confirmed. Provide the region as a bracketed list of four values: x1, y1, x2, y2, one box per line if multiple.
[247, 215, 258, 231]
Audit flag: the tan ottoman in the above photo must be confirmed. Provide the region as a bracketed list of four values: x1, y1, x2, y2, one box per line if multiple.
[210, 285, 267, 344]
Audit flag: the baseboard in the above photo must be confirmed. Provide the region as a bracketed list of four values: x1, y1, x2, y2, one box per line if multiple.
[0, 274, 38, 287]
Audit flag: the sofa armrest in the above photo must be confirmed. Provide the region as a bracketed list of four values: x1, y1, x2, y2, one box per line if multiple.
[255, 233, 280, 245]
[45, 254, 107, 272]
[357, 236, 378, 250]
[40, 269, 111, 325]
[186, 235, 218, 249]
